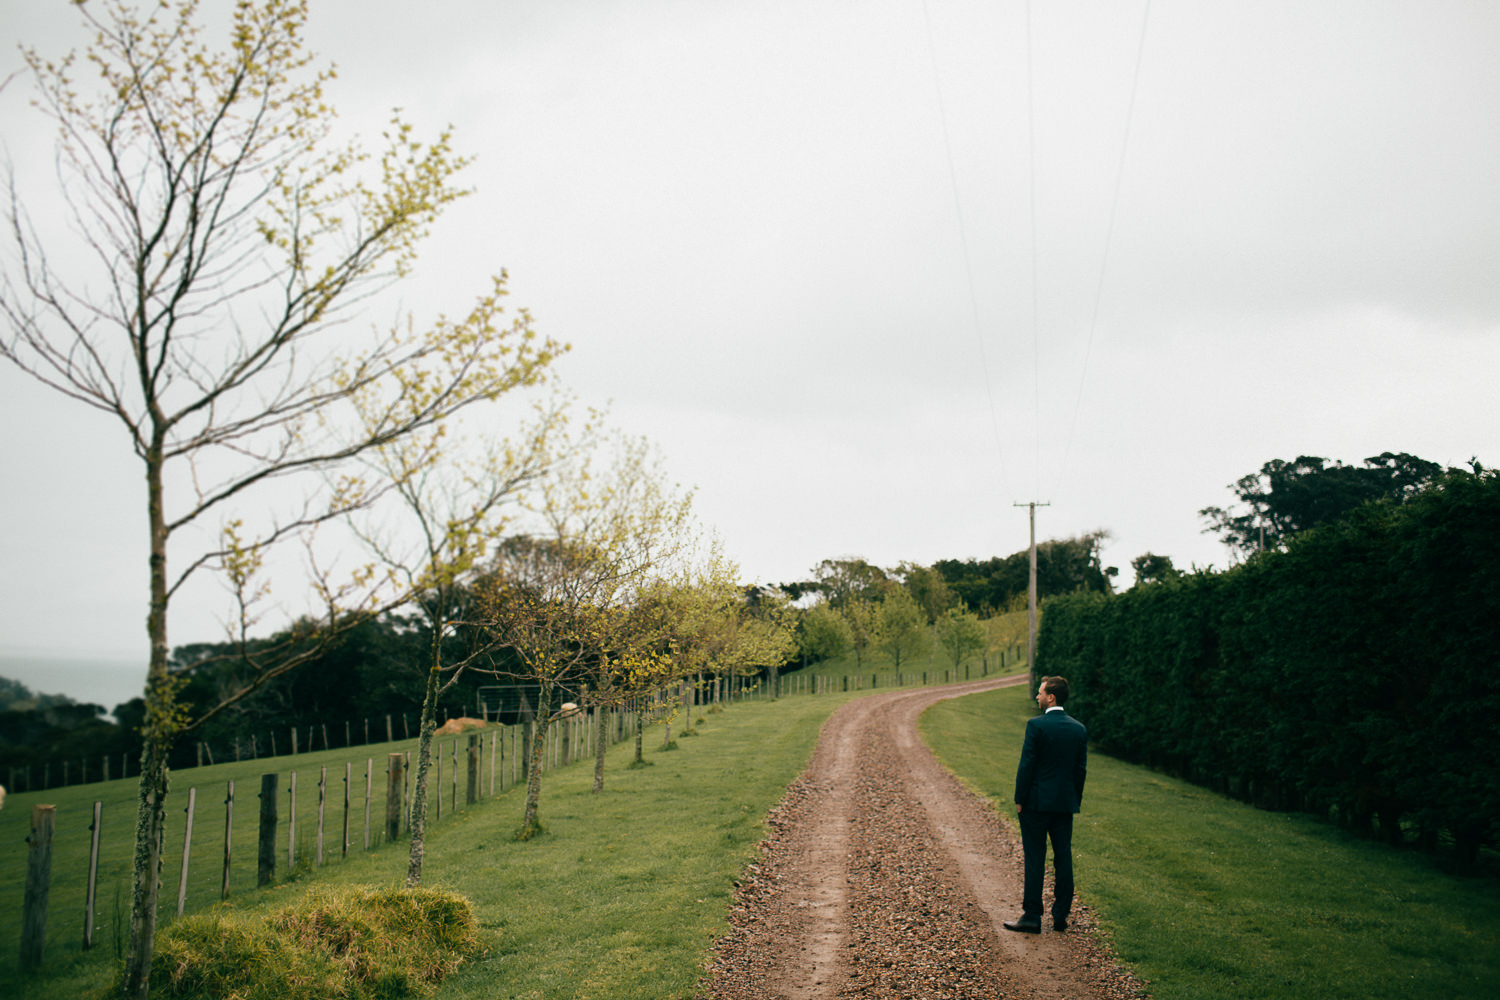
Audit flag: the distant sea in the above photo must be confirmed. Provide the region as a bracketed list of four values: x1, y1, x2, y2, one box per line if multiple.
[0, 650, 146, 718]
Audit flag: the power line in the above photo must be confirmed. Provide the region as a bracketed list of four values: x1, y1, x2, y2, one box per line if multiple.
[1047, 0, 1154, 499]
[918, 0, 1011, 497]
[1025, 0, 1042, 500]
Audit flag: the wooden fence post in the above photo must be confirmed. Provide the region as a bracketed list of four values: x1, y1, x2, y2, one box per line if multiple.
[287, 771, 298, 871]
[467, 735, 479, 805]
[21, 804, 55, 969]
[342, 762, 351, 858]
[364, 759, 373, 849]
[257, 774, 277, 887]
[84, 801, 102, 949]
[385, 753, 404, 843]
[316, 766, 327, 867]
[176, 787, 197, 917]
[222, 781, 234, 900]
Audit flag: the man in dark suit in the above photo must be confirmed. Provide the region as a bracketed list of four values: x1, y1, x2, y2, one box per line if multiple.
[1004, 674, 1088, 934]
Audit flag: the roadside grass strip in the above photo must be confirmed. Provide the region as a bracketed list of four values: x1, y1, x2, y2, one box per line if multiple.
[921, 684, 1500, 1000]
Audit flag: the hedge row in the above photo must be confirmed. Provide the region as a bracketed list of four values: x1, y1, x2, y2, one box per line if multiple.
[1039, 470, 1500, 861]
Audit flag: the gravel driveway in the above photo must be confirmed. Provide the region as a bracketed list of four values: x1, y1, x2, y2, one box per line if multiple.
[700, 676, 1149, 1000]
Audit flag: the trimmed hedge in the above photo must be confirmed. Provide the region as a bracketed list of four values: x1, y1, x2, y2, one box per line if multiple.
[1040, 470, 1500, 861]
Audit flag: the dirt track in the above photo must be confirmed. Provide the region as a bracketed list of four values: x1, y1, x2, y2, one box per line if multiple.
[700, 677, 1147, 1000]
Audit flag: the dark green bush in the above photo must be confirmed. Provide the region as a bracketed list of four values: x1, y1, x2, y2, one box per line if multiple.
[1042, 470, 1500, 861]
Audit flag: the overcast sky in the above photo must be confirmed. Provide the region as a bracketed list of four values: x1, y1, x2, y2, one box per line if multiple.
[3, 0, 1498, 704]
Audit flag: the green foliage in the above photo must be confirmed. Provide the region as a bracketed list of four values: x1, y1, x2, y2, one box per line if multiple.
[0, 683, 131, 779]
[1127, 552, 1179, 587]
[1041, 468, 1500, 860]
[924, 684, 1500, 1000]
[144, 885, 478, 999]
[1199, 451, 1450, 555]
[932, 531, 1114, 613]
[894, 562, 955, 623]
[876, 588, 926, 668]
[935, 604, 987, 668]
[798, 603, 853, 664]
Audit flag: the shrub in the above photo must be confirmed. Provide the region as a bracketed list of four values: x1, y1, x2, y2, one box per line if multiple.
[145, 885, 480, 999]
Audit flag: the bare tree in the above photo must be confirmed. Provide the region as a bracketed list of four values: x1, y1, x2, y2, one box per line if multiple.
[0, 2, 562, 994]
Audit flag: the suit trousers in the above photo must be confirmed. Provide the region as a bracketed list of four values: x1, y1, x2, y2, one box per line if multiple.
[1019, 808, 1074, 922]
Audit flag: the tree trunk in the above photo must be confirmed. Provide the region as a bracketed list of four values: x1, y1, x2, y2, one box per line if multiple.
[633, 708, 645, 763]
[405, 628, 444, 887]
[519, 683, 553, 837]
[122, 438, 171, 999]
[592, 705, 607, 793]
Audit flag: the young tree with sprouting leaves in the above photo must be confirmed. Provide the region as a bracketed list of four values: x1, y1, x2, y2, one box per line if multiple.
[937, 603, 988, 668]
[350, 395, 575, 886]
[878, 586, 926, 668]
[800, 602, 853, 664]
[641, 555, 797, 748]
[0, 3, 562, 992]
[478, 434, 694, 839]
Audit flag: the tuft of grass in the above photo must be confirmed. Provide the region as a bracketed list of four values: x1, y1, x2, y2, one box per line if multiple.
[921, 684, 1500, 1000]
[512, 820, 546, 842]
[144, 884, 479, 999]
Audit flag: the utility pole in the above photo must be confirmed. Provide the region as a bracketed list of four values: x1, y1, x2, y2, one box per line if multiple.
[1014, 501, 1050, 691]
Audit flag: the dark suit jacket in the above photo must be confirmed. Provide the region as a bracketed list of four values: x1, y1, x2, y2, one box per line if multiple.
[1014, 708, 1088, 813]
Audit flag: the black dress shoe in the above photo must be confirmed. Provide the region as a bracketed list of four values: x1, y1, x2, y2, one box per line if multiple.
[1003, 918, 1041, 934]
[1053, 919, 1068, 932]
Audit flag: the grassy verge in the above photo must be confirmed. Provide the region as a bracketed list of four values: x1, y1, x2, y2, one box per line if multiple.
[790, 631, 1023, 689]
[920, 684, 1500, 1000]
[2, 691, 850, 1000]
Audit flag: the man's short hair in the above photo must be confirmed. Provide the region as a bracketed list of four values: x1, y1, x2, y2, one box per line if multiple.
[1040, 675, 1070, 706]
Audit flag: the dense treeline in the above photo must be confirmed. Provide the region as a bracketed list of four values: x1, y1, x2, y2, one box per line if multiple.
[6, 531, 1113, 788]
[3, 614, 561, 785]
[1039, 468, 1500, 862]
[0, 677, 137, 784]
[933, 531, 1114, 612]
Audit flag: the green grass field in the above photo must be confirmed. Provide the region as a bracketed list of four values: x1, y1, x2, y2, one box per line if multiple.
[922, 683, 1500, 1000]
[6, 664, 1497, 1000]
[1, 690, 852, 1000]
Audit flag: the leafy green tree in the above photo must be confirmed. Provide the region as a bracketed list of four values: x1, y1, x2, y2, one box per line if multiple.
[1199, 452, 1449, 557]
[878, 587, 926, 668]
[0, 3, 561, 991]
[936, 604, 987, 668]
[843, 599, 882, 669]
[799, 602, 853, 663]
[1130, 552, 1181, 587]
[897, 562, 955, 623]
[810, 557, 893, 610]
